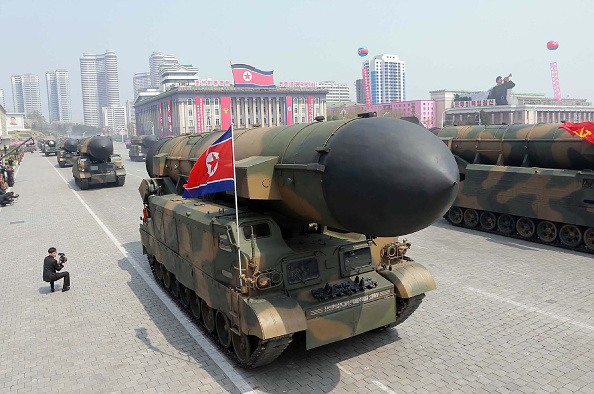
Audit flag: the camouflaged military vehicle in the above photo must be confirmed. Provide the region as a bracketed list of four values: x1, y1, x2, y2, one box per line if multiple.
[439, 123, 594, 252]
[129, 135, 158, 161]
[56, 138, 79, 168]
[138, 117, 459, 367]
[42, 139, 58, 156]
[73, 136, 126, 190]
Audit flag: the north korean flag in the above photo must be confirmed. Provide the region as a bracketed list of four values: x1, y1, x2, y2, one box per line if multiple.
[182, 127, 235, 198]
[231, 63, 275, 88]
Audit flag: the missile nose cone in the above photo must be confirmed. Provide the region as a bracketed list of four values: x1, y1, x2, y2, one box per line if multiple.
[88, 136, 114, 160]
[323, 117, 459, 236]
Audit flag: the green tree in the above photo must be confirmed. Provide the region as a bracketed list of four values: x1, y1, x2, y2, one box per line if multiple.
[479, 110, 492, 125]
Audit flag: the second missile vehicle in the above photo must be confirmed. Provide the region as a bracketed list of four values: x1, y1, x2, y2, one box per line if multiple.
[57, 138, 79, 167]
[139, 116, 459, 367]
[42, 139, 58, 156]
[73, 136, 126, 190]
[129, 135, 158, 161]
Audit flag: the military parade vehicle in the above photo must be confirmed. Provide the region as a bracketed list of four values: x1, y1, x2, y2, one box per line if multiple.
[42, 139, 58, 156]
[129, 135, 158, 161]
[72, 136, 126, 190]
[138, 117, 459, 367]
[56, 138, 79, 168]
[439, 123, 594, 252]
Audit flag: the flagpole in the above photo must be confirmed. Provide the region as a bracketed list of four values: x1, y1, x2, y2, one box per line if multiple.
[230, 124, 244, 291]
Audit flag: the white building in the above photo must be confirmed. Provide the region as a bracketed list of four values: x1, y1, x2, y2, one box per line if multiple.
[159, 64, 199, 91]
[126, 99, 135, 132]
[11, 74, 42, 116]
[362, 54, 406, 104]
[149, 52, 179, 88]
[0, 89, 5, 109]
[133, 72, 151, 97]
[45, 70, 72, 122]
[102, 105, 127, 133]
[80, 50, 121, 127]
[318, 81, 351, 103]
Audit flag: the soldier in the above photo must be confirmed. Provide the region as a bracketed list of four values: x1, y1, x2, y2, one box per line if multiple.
[43, 247, 70, 292]
[488, 75, 515, 105]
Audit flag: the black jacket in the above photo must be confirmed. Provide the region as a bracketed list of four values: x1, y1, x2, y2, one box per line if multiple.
[488, 81, 516, 105]
[43, 256, 63, 282]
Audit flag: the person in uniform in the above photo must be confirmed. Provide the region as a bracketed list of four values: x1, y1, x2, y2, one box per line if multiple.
[43, 247, 70, 292]
[488, 76, 515, 105]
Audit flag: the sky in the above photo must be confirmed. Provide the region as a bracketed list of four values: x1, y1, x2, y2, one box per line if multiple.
[1, 0, 593, 123]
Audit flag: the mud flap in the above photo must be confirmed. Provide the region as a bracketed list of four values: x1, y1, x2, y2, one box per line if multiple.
[240, 295, 307, 340]
[379, 261, 436, 298]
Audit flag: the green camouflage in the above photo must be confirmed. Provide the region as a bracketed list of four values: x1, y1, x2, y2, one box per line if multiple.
[56, 140, 79, 168]
[129, 135, 158, 161]
[138, 119, 449, 367]
[72, 136, 126, 190]
[41, 139, 58, 156]
[439, 123, 594, 251]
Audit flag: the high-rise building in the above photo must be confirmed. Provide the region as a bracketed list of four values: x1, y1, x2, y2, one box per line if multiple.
[149, 51, 179, 88]
[45, 70, 72, 122]
[362, 54, 406, 104]
[133, 72, 151, 97]
[0, 89, 5, 109]
[80, 50, 121, 127]
[11, 74, 42, 116]
[355, 79, 364, 104]
[126, 98, 135, 132]
[159, 64, 199, 91]
[102, 105, 127, 133]
[318, 81, 351, 103]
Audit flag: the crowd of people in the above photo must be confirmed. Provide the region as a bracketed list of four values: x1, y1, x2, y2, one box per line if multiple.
[0, 146, 23, 207]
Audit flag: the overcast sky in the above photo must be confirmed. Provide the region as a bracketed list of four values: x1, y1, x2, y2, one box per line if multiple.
[1, 0, 592, 122]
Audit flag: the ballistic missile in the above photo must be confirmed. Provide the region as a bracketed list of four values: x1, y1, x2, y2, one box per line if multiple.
[78, 136, 114, 161]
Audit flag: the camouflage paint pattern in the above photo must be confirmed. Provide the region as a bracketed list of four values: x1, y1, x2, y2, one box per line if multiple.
[129, 135, 158, 161]
[42, 139, 58, 156]
[439, 123, 594, 251]
[72, 136, 126, 189]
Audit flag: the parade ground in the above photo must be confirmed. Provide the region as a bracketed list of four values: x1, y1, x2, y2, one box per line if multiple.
[1, 143, 594, 394]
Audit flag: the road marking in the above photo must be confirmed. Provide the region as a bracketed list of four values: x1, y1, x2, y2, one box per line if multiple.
[0, 162, 22, 214]
[337, 365, 352, 375]
[372, 381, 398, 394]
[467, 287, 594, 333]
[45, 157, 257, 394]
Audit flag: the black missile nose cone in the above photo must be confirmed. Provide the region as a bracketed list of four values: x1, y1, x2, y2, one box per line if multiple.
[323, 117, 459, 236]
[88, 136, 114, 160]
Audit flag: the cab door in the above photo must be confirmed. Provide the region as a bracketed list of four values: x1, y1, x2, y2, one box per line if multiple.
[212, 224, 238, 287]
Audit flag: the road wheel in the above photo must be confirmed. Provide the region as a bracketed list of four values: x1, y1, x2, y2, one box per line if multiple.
[162, 268, 171, 289]
[155, 262, 163, 281]
[448, 207, 463, 224]
[216, 311, 233, 348]
[584, 228, 594, 250]
[516, 217, 536, 238]
[537, 221, 558, 243]
[58, 161, 66, 168]
[78, 178, 89, 190]
[116, 176, 125, 186]
[179, 284, 190, 308]
[201, 300, 216, 333]
[190, 292, 202, 319]
[479, 211, 497, 230]
[463, 209, 479, 227]
[497, 214, 515, 234]
[232, 332, 258, 364]
[148, 255, 157, 278]
[170, 276, 180, 298]
[559, 224, 582, 247]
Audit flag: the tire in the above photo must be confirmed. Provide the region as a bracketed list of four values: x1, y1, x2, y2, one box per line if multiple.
[58, 161, 66, 168]
[116, 176, 125, 186]
[78, 178, 89, 190]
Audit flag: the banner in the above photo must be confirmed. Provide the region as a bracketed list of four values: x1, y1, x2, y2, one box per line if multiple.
[167, 100, 173, 135]
[285, 96, 293, 125]
[195, 96, 205, 133]
[221, 97, 231, 130]
[560, 122, 594, 144]
[307, 96, 315, 122]
[231, 63, 275, 88]
[158, 102, 164, 136]
[362, 67, 372, 107]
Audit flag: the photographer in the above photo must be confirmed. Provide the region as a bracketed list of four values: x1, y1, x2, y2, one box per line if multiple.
[43, 247, 70, 292]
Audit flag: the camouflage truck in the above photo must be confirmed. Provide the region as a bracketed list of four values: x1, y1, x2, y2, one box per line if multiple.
[73, 136, 126, 190]
[129, 135, 158, 161]
[439, 123, 594, 252]
[139, 117, 459, 367]
[56, 138, 79, 168]
[43, 139, 58, 156]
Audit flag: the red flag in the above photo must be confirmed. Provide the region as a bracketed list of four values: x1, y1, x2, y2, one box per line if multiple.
[560, 122, 594, 144]
[231, 63, 275, 87]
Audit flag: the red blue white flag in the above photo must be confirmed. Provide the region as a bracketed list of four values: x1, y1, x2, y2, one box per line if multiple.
[182, 127, 235, 198]
[231, 63, 275, 88]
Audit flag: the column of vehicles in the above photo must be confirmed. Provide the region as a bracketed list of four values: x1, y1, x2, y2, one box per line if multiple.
[137, 116, 460, 367]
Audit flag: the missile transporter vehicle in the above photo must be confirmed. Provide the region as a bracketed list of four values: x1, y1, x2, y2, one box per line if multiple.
[439, 123, 594, 252]
[139, 117, 459, 367]
[73, 136, 126, 190]
[57, 138, 79, 168]
[42, 139, 58, 156]
[129, 135, 158, 161]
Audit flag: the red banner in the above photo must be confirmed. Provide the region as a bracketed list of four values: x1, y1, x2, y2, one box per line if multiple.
[221, 96, 231, 130]
[362, 67, 372, 107]
[307, 96, 315, 123]
[158, 102, 164, 136]
[167, 100, 173, 135]
[231, 63, 275, 87]
[560, 122, 594, 144]
[195, 97, 204, 133]
[285, 96, 293, 125]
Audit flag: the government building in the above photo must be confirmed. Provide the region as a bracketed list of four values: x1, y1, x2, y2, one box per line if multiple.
[134, 85, 328, 135]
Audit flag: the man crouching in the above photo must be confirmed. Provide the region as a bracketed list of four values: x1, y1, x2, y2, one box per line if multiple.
[43, 247, 70, 292]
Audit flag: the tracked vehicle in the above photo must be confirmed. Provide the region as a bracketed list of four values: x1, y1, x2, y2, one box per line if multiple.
[42, 139, 58, 156]
[129, 135, 158, 161]
[57, 138, 79, 167]
[73, 136, 126, 190]
[139, 117, 459, 367]
[439, 123, 594, 252]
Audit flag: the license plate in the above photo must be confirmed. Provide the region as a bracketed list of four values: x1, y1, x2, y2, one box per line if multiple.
[90, 166, 99, 171]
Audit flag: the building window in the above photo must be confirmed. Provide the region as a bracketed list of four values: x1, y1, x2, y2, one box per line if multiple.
[215, 119, 220, 126]
[205, 98, 210, 105]
[188, 110, 193, 116]
[302, 117, 306, 123]
[187, 99, 193, 106]
[189, 120, 194, 126]
[215, 98, 219, 105]
[215, 109, 219, 116]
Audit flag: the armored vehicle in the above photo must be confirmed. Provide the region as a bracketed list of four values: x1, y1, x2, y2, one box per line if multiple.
[73, 136, 126, 190]
[439, 123, 594, 252]
[129, 135, 158, 161]
[139, 117, 459, 367]
[57, 138, 79, 167]
[43, 139, 58, 156]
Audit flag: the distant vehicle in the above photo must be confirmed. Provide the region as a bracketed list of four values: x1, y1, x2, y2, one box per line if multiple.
[56, 138, 79, 168]
[43, 139, 58, 156]
[72, 136, 126, 189]
[129, 135, 158, 161]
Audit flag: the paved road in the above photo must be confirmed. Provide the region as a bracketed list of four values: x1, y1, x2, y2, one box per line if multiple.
[1, 144, 593, 394]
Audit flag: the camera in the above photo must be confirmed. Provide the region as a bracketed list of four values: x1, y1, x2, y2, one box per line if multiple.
[58, 253, 67, 264]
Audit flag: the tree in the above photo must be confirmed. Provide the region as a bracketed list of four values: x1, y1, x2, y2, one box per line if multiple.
[479, 110, 492, 125]
[25, 110, 47, 132]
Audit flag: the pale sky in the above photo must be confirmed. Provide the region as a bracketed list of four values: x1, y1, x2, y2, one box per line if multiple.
[1, 0, 592, 122]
